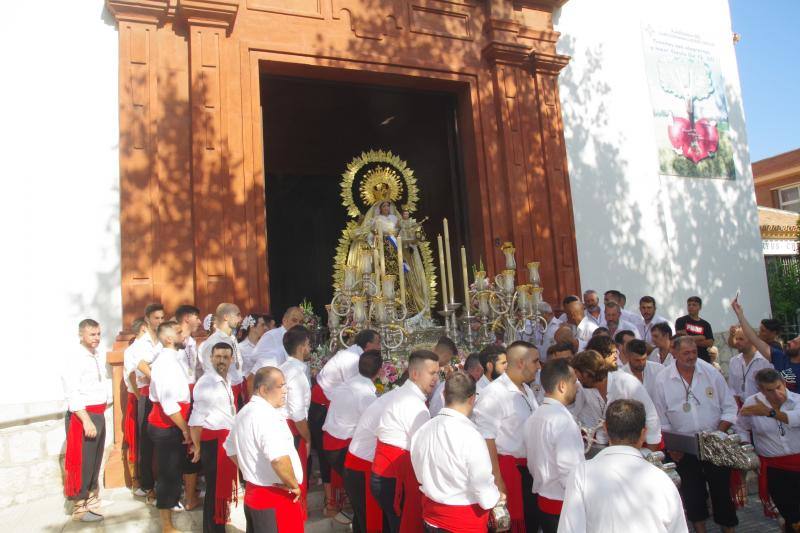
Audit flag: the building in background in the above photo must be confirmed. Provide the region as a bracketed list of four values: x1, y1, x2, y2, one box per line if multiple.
[753, 148, 800, 213]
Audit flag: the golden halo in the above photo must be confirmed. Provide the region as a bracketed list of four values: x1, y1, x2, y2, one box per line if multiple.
[340, 149, 419, 219]
[360, 166, 402, 206]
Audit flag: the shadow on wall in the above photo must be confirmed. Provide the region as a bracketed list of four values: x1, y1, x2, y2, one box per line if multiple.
[557, 31, 766, 327]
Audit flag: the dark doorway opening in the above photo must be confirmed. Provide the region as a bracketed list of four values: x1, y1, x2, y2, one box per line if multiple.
[261, 74, 467, 319]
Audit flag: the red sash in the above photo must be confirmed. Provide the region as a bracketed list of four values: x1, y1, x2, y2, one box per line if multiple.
[231, 382, 243, 406]
[497, 454, 527, 532]
[758, 454, 800, 517]
[372, 440, 407, 478]
[64, 404, 106, 497]
[537, 495, 563, 515]
[286, 420, 308, 509]
[148, 401, 190, 429]
[201, 429, 238, 524]
[311, 383, 330, 407]
[124, 393, 138, 464]
[244, 482, 304, 531]
[421, 495, 490, 533]
[345, 452, 383, 532]
[323, 431, 352, 452]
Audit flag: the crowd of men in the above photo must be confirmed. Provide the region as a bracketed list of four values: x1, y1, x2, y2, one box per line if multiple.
[60, 289, 800, 533]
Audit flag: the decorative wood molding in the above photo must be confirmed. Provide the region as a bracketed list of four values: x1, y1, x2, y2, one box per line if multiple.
[530, 51, 570, 75]
[106, 0, 170, 24]
[177, 0, 239, 30]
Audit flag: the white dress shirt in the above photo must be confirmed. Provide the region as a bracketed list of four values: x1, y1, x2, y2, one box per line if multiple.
[585, 309, 605, 327]
[638, 315, 669, 345]
[728, 352, 772, 401]
[279, 357, 311, 423]
[622, 360, 665, 399]
[123, 338, 143, 393]
[177, 336, 199, 385]
[530, 374, 545, 404]
[608, 319, 642, 340]
[620, 308, 645, 329]
[62, 344, 111, 412]
[571, 371, 661, 445]
[200, 330, 243, 385]
[376, 380, 430, 450]
[473, 372, 538, 457]
[737, 392, 800, 457]
[238, 338, 257, 377]
[188, 371, 236, 430]
[316, 344, 364, 395]
[349, 389, 397, 461]
[651, 359, 738, 434]
[558, 445, 687, 533]
[224, 395, 303, 486]
[648, 348, 675, 368]
[411, 408, 500, 509]
[575, 316, 599, 351]
[149, 348, 191, 416]
[324, 374, 377, 440]
[131, 334, 162, 388]
[476, 375, 491, 392]
[540, 317, 564, 359]
[428, 380, 446, 417]
[250, 326, 288, 372]
[524, 398, 585, 500]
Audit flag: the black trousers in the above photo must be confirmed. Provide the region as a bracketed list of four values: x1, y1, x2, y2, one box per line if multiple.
[326, 447, 347, 479]
[148, 425, 200, 509]
[675, 453, 738, 527]
[137, 395, 155, 490]
[536, 504, 560, 533]
[343, 467, 368, 533]
[201, 440, 226, 533]
[518, 465, 540, 533]
[244, 505, 278, 533]
[767, 467, 800, 531]
[308, 401, 331, 483]
[371, 473, 400, 533]
[65, 410, 106, 500]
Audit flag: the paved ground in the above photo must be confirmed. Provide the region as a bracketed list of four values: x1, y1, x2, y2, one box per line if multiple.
[0, 484, 781, 532]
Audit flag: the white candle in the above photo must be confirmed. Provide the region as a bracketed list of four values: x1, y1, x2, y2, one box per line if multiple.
[397, 234, 406, 308]
[437, 234, 449, 308]
[461, 246, 470, 313]
[378, 227, 386, 279]
[443, 218, 455, 304]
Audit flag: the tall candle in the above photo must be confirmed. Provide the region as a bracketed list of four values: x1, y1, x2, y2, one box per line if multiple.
[377, 228, 386, 280]
[397, 233, 406, 308]
[460, 246, 470, 313]
[443, 218, 455, 304]
[372, 247, 381, 288]
[437, 234, 449, 308]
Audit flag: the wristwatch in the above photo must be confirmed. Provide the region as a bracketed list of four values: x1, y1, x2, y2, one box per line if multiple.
[768, 409, 777, 418]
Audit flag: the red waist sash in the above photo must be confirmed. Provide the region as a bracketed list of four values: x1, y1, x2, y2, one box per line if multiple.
[201, 428, 238, 524]
[244, 482, 304, 532]
[323, 431, 352, 451]
[124, 393, 138, 464]
[537, 495, 563, 515]
[286, 420, 308, 509]
[148, 401, 190, 429]
[372, 440, 407, 478]
[498, 454, 527, 532]
[759, 453, 800, 517]
[311, 383, 330, 407]
[231, 383, 243, 406]
[345, 452, 383, 533]
[64, 403, 106, 497]
[421, 495, 490, 533]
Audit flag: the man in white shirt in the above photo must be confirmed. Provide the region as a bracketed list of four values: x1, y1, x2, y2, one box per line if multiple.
[200, 303, 244, 404]
[563, 296, 597, 351]
[277, 326, 313, 506]
[604, 301, 641, 341]
[132, 303, 165, 499]
[411, 372, 503, 532]
[651, 336, 739, 533]
[604, 290, 645, 331]
[311, 329, 381, 517]
[622, 339, 665, 399]
[583, 289, 604, 327]
[464, 353, 484, 383]
[175, 305, 202, 387]
[323, 350, 382, 532]
[638, 296, 670, 345]
[571, 349, 662, 451]
[473, 341, 541, 532]
[122, 317, 146, 493]
[188, 342, 238, 533]
[540, 308, 565, 359]
[613, 329, 637, 367]
[428, 336, 458, 417]
[147, 321, 198, 531]
[224, 366, 304, 532]
[648, 322, 676, 367]
[238, 314, 274, 376]
[524, 358, 583, 533]
[62, 318, 111, 522]
[477, 344, 507, 391]
[728, 326, 773, 406]
[737, 368, 800, 530]
[371, 350, 440, 532]
[249, 306, 304, 372]
[558, 399, 687, 533]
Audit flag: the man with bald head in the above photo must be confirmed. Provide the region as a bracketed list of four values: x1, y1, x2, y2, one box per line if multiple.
[553, 325, 579, 355]
[474, 341, 541, 531]
[563, 296, 597, 351]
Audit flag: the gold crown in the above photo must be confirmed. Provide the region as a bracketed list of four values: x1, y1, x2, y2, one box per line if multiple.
[360, 166, 402, 206]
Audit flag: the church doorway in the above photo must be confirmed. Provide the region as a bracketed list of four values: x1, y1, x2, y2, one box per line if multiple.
[261, 74, 468, 319]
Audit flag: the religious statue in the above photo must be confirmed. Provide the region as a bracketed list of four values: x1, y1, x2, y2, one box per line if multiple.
[333, 150, 436, 321]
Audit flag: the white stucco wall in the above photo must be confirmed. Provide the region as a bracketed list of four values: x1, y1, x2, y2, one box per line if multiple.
[556, 0, 770, 331]
[0, 0, 120, 406]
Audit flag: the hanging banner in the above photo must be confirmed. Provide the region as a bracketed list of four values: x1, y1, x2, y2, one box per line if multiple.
[642, 24, 736, 180]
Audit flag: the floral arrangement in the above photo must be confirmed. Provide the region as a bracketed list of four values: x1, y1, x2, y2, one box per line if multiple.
[300, 298, 320, 331]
